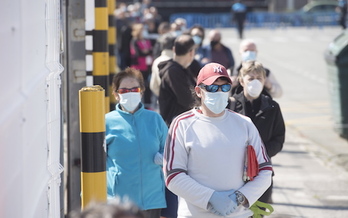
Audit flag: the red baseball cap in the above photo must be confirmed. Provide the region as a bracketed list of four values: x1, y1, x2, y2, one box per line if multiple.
[196, 63, 233, 86]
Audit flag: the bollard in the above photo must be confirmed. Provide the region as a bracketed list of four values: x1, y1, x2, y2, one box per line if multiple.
[93, 0, 110, 113]
[108, 0, 117, 110]
[79, 85, 106, 209]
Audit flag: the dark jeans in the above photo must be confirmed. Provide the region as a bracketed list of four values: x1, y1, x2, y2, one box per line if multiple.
[117, 50, 131, 70]
[160, 187, 178, 218]
[141, 68, 152, 106]
[236, 20, 245, 39]
[339, 14, 347, 29]
[143, 208, 161, 218]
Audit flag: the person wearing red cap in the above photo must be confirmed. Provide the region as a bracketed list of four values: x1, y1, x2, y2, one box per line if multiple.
[163, 63, 272, 217]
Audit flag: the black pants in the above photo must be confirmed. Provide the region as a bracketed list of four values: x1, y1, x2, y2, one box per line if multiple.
[143, 208, 161, 218]
[339, 14, 347, 29]
[160, 187, 178, 218]
[141, 68, 152, 106]
[236, 19, 245, 39]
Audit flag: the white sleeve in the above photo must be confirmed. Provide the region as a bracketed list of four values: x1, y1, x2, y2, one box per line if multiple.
[238, 122, 273, 206]
[164, 120, 214, 210]
[150, 61, 161, 96]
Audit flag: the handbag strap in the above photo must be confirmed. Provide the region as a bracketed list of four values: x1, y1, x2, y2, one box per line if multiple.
[249, 200, 274, 218]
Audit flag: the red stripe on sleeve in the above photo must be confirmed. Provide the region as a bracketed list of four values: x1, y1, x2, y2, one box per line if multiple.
[168, 113, 195, 171]
[166, 171, 184, 186]
[259, 166, 273, 172]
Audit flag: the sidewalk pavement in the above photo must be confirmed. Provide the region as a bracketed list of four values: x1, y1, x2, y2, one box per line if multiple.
[285, 115, 348, 173]
[269, 125, 348, 217]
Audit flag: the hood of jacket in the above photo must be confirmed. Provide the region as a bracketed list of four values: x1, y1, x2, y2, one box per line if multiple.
[158, 59, 184, 79]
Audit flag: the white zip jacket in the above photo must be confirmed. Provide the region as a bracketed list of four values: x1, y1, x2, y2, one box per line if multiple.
[164, 108, 272, 218]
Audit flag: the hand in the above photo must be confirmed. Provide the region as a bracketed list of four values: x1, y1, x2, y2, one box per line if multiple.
[208, 190, 237, 216]
[154, 152, 163, 165]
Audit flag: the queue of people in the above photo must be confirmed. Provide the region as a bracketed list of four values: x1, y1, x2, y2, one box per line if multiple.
[100, 1, 285, 217]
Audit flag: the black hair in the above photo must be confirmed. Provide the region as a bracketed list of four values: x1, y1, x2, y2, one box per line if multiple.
[174, 35, 195, 56]
[161, 34, 176, 50]
[190, 24, 205, 40]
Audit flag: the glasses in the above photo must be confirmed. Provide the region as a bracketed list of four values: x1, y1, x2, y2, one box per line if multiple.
[117, 87, 141, 94]
[200, 84, 231, 92]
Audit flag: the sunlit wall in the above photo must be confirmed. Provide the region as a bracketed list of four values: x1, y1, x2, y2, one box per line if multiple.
[0, 0, 63, 217]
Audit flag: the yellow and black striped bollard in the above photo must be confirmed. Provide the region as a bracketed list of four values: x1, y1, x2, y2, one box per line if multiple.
[79, 85, 106, 209]
[108, 0, 117, 110]
[93, 0, 110, 113]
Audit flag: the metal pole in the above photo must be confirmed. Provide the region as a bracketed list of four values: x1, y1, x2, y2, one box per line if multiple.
[93, 0, 110, 113]
[108, 0, 117, 110]
[79, 85, 106, 209]
[63, 0, 86, 213]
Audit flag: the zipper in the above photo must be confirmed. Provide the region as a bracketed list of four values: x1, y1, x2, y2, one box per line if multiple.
[133, 114, 144, 207]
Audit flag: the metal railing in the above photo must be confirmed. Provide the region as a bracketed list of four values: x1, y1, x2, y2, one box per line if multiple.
[170, 12, 340, 28]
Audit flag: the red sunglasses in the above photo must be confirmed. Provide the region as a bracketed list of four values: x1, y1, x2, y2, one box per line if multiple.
[117, 87, 141, 94]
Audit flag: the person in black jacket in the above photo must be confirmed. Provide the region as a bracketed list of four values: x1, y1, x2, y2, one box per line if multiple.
[205, 29, 235, 73]
[158, 34, 196, 218]
[158, 34, 196, 126]
[230, 60, 285, 204]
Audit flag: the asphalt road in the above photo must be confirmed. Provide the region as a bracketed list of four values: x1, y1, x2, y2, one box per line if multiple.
[215, 26, 348, 217]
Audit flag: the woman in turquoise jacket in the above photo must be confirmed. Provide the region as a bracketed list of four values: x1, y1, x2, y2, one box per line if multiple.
[106, 67, 168, 218]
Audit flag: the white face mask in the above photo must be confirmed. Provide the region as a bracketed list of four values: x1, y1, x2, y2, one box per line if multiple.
[203, 91, 229, 114]
[247, 79, 263, 98]
[242, 51, 257, 61]
[119, 92, 141, 112]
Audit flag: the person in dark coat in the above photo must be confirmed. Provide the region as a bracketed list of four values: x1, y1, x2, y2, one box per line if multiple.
[158, 34, 196, 218]
[229, 60, 285, 204]
[189, 24, 210, 66]
[158, 34, 196, 126]
[115, 9, 133, 70]
[204, 29, 235, 73]
[231, 0, 247, 39]
[337, 0, 347, 29]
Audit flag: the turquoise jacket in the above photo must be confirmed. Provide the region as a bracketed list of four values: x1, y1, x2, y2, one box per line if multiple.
[105, 103, 168, 210]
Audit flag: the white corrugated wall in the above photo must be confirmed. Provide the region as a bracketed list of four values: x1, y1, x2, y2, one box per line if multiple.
[0, 0, 63, 217]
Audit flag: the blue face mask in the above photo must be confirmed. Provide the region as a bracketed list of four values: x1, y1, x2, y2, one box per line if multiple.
[242, 51, 257, 61]
[142, 29, 149, 39]
[174, 30, 182, 37]
[203, 91, 229, 114]
[192, 35, 202, 45]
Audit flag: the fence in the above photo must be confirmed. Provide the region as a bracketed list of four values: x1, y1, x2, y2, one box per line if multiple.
[170, 12, 340, 29]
